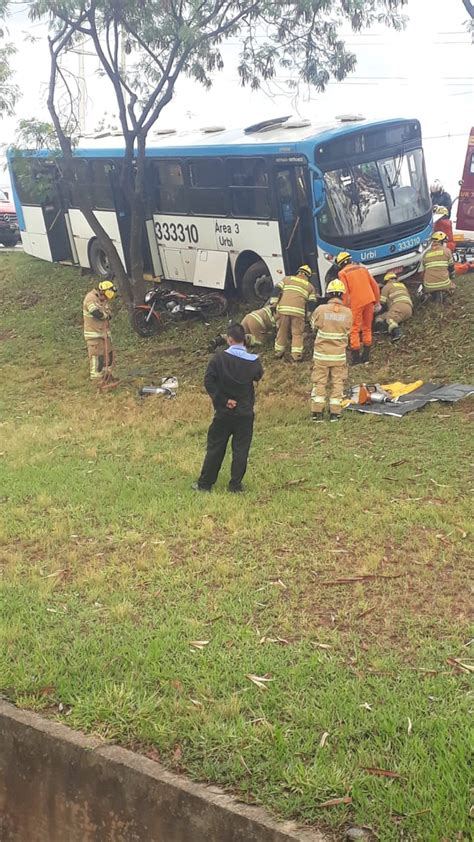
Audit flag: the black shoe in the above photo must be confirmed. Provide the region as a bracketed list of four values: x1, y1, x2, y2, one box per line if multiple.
[390, 326, 402, 342]
[312, 412, 324, 422]
[360, 345, 371, 364]
[350, 349, 361, 366]
[192, 482, 211, 492]
[329, 413, 341, 422]
[228, 484, 244, 493]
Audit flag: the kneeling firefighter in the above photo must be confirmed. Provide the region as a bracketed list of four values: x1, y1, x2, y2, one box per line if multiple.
[310, 279, 352, 422]
[208, 302, 277, 352]
[422, 231, 455, 302]
[83, 280, 119, 387]
[374, 272, 413, 341]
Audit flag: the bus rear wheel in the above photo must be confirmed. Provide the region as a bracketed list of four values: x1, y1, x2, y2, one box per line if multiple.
[241, 260, 273, 304]
[89, 238, 114, 280]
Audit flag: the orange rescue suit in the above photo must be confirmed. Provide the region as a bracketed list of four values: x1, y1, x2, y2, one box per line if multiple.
[433, 218, 455, 253]
[338, 262, 380, 351]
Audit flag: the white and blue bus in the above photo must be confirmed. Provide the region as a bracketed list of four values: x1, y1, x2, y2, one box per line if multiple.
[8, 115, 432, 300]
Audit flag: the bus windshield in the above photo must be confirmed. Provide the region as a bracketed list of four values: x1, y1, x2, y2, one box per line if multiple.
[318, 148, 430, 239]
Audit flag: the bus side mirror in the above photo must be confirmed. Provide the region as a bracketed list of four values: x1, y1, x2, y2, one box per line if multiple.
[312, 177, 325, 213]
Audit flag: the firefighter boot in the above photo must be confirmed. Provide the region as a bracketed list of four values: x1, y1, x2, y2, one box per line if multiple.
[360, 345, 371, 364]
[390, 325, 402, 342]
[350, 349, 361, 366]
[312, 412, 325, 422]
[329, 413, 341, 422]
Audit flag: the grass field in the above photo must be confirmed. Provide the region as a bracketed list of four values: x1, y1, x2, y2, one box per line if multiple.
[0, 252, 472, 840]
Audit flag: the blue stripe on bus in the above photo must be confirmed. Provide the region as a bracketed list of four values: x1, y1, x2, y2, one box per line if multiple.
[316, 222, 433, 265]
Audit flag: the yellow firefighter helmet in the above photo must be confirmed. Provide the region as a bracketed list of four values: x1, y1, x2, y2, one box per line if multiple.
[335, 251, 351, 267]
[297, 264, 312, 278]
[383, 271, 398, 282]
[98, 280, 118, 300]
[326, 279, 346, 295]
[432, 231, 447, 242]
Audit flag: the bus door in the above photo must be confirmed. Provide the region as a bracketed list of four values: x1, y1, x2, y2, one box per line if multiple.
[39, 161, 74, 263]
[274, 161, 318, 280]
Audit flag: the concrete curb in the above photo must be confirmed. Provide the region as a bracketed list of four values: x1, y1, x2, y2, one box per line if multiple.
[0, 701, 330, 842]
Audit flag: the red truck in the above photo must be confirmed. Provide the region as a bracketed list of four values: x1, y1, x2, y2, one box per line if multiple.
[454, 127, 474, 264]
[0, 188, 20, 247]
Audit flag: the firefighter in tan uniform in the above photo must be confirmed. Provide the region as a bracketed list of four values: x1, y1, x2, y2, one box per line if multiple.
[422, 231, 455, 302]
[374, 271, 413, 341]
[310, 279, 352, 422]
[240, 303, 277, 347]
[83, 280, 118, 385]
[273, 264, 317, 361]
[208, 303, 276, 352]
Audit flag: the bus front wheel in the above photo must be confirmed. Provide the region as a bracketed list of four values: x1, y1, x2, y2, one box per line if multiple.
[89, 239, 114, 280]
[241, 260, 273, 304]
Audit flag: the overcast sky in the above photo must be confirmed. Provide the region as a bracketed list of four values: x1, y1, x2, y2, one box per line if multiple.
[1, 0, 473, 202]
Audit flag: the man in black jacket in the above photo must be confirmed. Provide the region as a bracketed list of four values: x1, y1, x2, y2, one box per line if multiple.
[193, 323, 264, 493]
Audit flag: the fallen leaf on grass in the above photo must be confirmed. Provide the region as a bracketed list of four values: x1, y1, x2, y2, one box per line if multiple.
[246, 674, 273, 690]
[190, 640, 210, 650]
[430, 478, 451, 488]
[357, 606, 376, 619]
[407, 717, 413, 735]
[312, 642, 332, 650]
[270, 579, 287, 590]
[189, 698, 203, 708]
[447, 658, 474, 673]
[319, 731, 330, 748]
[320, 573, 405, 585]
[317, 796, 352, 808]
[259, 636, 289, 645]
[360, 703, 373, 711]
[362, 767, 403, 779]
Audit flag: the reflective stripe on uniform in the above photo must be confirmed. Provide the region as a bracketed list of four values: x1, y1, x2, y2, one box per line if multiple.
[277, 305, 306, 316]
[313, 351, 346, 362]
[423, 278, 451, 289]
[317, 330, 349, 340]
[329, 398, 342, 405]
[84, 330, 108, 339]
[391, 295, 412, 305]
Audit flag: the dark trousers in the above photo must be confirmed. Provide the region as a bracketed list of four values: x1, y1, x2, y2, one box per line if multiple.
[198, 413, 254, 490]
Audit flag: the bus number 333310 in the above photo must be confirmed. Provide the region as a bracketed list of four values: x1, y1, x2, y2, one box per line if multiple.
[154, 221, 199, 244]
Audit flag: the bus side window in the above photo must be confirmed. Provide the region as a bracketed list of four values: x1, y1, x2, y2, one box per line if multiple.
[227, 157, 270, 219]
[154, 160, 187, 214]
[187, 159, 227, 216]
[470, 152, 474, 175]
[90, 160, 116, 210]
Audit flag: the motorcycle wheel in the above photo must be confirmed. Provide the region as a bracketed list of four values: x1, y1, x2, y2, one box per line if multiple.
[131, 308, 163, 338]
[200, 294, 228, 318]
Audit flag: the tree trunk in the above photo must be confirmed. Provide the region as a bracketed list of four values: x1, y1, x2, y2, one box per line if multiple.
[462, 0, 474, 19]
[128, 132, 147, 299]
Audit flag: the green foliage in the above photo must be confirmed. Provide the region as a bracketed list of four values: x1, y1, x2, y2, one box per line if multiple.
[14, 118, 59, 151]
[29, 0, 409, 138]
[0, 2, 19, 115]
